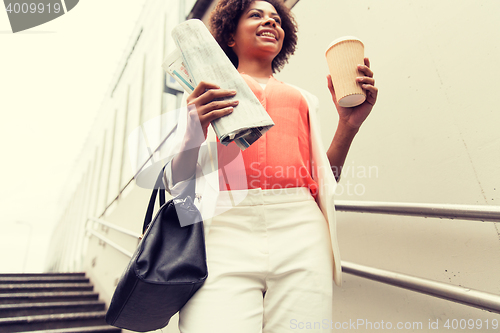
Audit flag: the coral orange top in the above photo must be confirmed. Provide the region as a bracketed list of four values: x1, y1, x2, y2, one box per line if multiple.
[217, 74, 318, 198]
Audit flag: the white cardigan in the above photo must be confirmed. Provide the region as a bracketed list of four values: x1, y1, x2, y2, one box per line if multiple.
[161, 84, 342, 286]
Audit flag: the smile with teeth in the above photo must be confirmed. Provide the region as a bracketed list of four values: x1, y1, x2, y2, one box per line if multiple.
[259, 32, 277, 40]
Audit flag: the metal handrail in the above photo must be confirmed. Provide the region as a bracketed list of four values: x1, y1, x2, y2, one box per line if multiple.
[86, 201, 500, 314]
[86, 228, 134, 258]
[91, 201, 500, 242]
[88, 217, 141, 239]
[85, 225, 500, 314]
[342, 261, 500, 314]
[335, 200, 500, 222]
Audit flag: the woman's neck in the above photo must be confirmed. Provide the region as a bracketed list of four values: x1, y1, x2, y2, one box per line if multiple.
[237, 58, 273, 80]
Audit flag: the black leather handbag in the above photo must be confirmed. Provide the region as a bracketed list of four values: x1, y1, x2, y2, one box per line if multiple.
[105, 167, 208, 332]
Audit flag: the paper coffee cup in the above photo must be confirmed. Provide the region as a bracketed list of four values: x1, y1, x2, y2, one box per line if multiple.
[325, 36, 365, 107]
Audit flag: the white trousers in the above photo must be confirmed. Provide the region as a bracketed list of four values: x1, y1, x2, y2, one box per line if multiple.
[178, 187, 333, 333]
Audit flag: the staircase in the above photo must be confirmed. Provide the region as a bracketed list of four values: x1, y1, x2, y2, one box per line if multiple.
[0, 273, 120, 333]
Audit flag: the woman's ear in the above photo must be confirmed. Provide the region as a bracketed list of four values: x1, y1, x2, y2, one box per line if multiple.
[228, 35, 235, 48]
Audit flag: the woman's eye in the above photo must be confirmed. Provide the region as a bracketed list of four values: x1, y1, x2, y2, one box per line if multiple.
[274, 18, 281, 24]
[250, 12, 260, 18]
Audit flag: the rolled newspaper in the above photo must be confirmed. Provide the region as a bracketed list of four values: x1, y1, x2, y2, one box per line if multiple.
[166, 19, 274, 150]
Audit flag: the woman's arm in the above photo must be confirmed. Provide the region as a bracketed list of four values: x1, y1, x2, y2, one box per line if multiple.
[326, 121, 358, 181]
[170, 81, 238, 185]
[326, 57, 378, 181]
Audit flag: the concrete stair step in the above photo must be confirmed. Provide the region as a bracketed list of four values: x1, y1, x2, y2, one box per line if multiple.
[0, 273, 85, 278]
[0, 311, 108, 332]
[0, 283, 94, 294]
[0, 273, 119, 332]
[0, 291, 99, 304]
[16, 325, 121, 333]
[0, 301, 105, 318]
[0, 276, 90, 285]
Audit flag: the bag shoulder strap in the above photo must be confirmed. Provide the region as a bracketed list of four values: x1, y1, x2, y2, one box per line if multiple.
[142, 165, 196, 234]
[143, 166, 167, 234]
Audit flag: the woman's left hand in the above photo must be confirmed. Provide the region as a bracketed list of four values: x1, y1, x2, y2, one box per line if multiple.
[327, 57, 378, 130]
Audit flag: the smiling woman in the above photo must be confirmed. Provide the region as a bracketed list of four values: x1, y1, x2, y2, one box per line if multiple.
[31, 0, 500, 331]
[161, 0, 377, 332]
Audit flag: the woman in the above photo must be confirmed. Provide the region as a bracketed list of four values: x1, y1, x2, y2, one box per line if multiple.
[163, 0, 378, 331]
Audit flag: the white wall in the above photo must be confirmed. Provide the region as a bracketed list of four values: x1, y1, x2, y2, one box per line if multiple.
[278, 0, 500, 206]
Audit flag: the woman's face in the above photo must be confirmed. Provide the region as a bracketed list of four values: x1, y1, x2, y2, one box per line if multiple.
[230, 1, 285, 65]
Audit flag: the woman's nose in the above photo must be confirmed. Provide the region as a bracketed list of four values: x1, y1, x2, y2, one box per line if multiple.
[262, 17, 276, 27]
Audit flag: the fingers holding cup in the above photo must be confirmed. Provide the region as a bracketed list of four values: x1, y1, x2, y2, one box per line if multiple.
[356, 58, 378, 105]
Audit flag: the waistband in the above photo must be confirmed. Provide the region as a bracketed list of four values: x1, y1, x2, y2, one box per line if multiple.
[216, 187, 314, 207]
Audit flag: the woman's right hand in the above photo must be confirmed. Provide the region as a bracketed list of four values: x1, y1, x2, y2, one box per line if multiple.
[185, 81, 239, 145]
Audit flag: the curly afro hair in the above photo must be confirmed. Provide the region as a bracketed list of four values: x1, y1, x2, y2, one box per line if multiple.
[209, 0, 298, 73]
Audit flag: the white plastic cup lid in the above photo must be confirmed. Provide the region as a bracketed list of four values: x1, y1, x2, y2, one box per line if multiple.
[325, 36, 364, 55]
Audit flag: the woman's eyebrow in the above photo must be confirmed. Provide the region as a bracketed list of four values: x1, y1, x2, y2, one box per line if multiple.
[247, 8, 280, 17]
